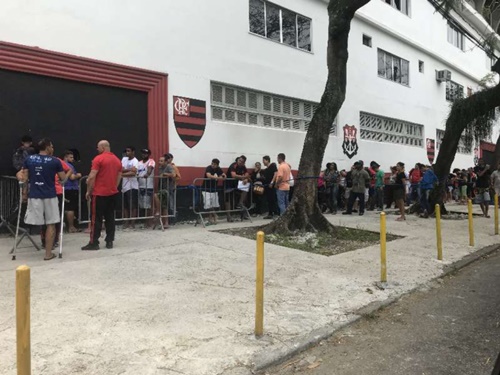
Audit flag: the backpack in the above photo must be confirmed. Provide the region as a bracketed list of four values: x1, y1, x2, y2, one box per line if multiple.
[12, 148, 29, 171]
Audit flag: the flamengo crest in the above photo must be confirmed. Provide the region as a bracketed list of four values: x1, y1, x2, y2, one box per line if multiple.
[342, 125, 359, 159]
[173, 96, 206, 148]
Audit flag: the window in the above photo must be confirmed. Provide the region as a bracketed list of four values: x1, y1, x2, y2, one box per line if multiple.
[383, 0, 410, 15]
[211, 83, 337, 135]
[436, 129, 469, 154]
[360, 112, 424, 147]
[446, 80, 463, 101]
[447, 22, 465, 50]
[418, 60, 424, 73]
[249, 0, 312, 52]
[362, 34, 372, 47]
[377, 49, 409, 86]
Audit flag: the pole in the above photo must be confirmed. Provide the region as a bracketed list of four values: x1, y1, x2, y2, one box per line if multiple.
[468, 199, 474, 246]
[435, 204, 442, 261]
[495, 194, 499, 235]
[16, 265, 30, 375]
[380, 212, 387, 283]
[255, 231, 264, 337]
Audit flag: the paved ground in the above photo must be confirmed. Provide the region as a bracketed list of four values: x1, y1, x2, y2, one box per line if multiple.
[264, 248, 500, 375]
[0, 202, 498, 375]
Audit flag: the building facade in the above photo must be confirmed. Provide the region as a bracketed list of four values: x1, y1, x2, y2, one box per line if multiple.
[0, 0, 499, 181]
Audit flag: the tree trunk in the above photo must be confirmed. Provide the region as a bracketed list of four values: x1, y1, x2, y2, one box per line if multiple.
[262, 0, 371, 235]
[493, 133, 500, 169]
[431, 82, 500, 210]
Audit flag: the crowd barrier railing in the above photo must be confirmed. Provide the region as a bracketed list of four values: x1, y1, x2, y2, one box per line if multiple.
[0, 175, 40, 253]
[77, 175, 177, 230]
[192, 177, 255, 228]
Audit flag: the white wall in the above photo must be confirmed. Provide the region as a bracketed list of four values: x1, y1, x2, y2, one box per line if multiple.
[0, 0, 498, 173]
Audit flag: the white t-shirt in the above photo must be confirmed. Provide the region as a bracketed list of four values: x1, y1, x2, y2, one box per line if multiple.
[137, 158, 156, 189]
[121, 157, 139, 192]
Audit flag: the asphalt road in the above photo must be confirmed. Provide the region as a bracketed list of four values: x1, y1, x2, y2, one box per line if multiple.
[264, 250, 500, 375]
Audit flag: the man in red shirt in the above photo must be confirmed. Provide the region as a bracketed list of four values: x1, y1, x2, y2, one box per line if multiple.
[82, 140, 122, 251]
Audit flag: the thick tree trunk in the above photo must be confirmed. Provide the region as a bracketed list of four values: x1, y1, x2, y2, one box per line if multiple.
[431, 82, 500, 210]
[493, 133, 500, 168]
[262, 0, 370, 235]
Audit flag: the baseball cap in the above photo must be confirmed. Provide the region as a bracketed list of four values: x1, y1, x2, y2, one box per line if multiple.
[141, 148, 151, 154]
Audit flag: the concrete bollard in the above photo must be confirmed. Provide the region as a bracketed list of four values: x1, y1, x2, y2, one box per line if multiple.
[255, 231, 264, 337]
[468, 199, 474, 246]
[380, 212, 387, 283]
[16, 265, 30, 375]
[435, 204, 442, 261]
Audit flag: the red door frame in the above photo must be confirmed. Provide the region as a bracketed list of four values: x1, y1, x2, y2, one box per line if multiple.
[0, 41, 168, 159]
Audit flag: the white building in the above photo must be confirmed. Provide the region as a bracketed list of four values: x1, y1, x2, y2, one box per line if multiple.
[0, 0, 499, 182]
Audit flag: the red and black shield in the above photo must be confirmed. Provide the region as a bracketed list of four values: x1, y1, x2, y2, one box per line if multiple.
[426, 138, 435, 163]
[342, 125, 359, 159]
[173, 96, 206, 148]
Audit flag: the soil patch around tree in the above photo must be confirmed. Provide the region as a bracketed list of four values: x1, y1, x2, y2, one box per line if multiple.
[216, 226, 402, 257]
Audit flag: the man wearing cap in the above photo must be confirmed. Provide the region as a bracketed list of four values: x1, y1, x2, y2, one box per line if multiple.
[137, 148, 156, 226]
[343, 160, 370, 216]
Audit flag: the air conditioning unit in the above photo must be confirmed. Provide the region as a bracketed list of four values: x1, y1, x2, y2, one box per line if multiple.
[436, 70, 452, 82]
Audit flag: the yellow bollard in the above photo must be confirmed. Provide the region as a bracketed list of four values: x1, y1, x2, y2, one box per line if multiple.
[16, 265, 30, 375]
[495, 194, 499, 235]
[435, 204, 443, 261]
[255, 231, 265, 337]
[468, 199, 474, 246]
[380, 212, 387, 283]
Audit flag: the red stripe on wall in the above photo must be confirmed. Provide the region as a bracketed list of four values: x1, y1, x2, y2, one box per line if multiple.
[174, 116, 206, 125]
[189, 106, 206, 114]
[176, 128, 204, 137]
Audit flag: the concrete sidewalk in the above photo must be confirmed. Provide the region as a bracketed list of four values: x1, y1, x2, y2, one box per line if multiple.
[0, 202, 498, 375]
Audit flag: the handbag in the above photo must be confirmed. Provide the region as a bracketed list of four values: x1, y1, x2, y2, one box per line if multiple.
[289, 171, 295, 187]
[253, 183, 265, 195]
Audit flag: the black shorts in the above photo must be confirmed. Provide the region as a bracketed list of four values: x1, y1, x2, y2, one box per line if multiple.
[123, 189, 139, 209]
[65, 190, 79, 212]
[393, 189, 405, 201]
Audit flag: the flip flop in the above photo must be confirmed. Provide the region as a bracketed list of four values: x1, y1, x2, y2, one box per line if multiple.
[44, 253, 57, 261]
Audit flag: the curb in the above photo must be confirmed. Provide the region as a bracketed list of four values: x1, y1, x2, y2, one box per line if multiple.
[251, 244, 500, 373]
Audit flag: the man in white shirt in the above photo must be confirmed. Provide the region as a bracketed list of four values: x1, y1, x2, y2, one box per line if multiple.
[137, 148, 157, 226]
[121, 146, 139, 229]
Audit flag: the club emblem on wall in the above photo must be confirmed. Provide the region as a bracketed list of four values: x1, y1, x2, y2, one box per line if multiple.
[342, 125, 359, 159]
[426, 138, 435, 164]
[173, 96, 206, 148]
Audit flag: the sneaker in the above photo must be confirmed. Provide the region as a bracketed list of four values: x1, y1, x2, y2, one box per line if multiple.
[81, 243, 100, 251]
[106, 242, 113, 249]
[359, 212, 364, 216]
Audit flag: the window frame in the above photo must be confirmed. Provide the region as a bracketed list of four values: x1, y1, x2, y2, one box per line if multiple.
[447, 22, 465, 51]
[382, 0, 411, 16]
[362, 34, 372, 48]
[377, 49, 410, 87]
[445, 80, 464, 102]
[249, 0, 312, 53]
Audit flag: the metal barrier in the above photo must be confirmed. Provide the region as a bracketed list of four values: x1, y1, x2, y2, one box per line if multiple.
[192, 178, 254, 228]
[0, 176, 40, 252]
[77, 175, 177, 230]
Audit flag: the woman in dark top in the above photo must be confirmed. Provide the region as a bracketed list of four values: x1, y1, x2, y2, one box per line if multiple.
[251, 162, 266, 215]
[394, 162, 407, 221]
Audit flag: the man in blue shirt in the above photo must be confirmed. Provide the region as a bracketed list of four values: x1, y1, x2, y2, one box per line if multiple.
[17, 138, 68, 260]
[419, 165, 438, 218]
[63, 150, 82, 233]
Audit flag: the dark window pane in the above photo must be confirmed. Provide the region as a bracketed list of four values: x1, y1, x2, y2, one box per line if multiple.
[385, 54, 393, 80]
[377, 50, 386, 77]
[282, 9, 297, 47]
[401, 60, 409, 85]
[266, 3, 281, 42]
[394, 0, 401, 10]
[249, 0, 265, 36]
[393, 57, 401, 83]
[297, 15, 311, 51]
